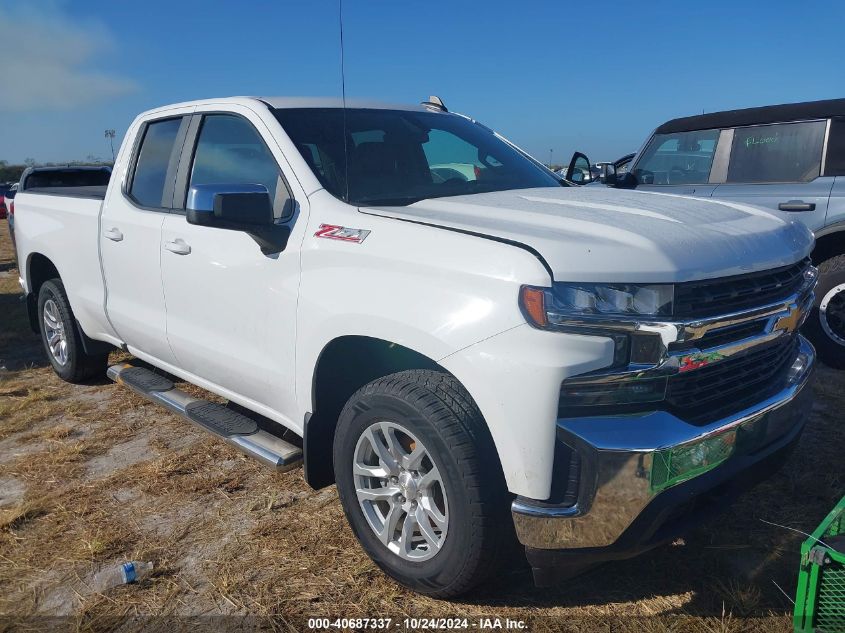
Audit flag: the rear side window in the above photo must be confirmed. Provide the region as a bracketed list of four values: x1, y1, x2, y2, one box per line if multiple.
[189, 114, 291, 220]
[727, 121, 826, 183]
[129, 117, 182, 207]
[632, 129, 720, 185]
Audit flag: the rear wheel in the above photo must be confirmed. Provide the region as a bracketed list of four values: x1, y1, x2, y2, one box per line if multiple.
[333, 370, 511, 597]
[37, 279, 108, 382]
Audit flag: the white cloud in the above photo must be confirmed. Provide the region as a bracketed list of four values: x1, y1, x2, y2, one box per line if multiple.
[0, 3, 138, 111]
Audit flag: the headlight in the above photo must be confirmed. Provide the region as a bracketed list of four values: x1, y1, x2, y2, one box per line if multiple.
[520, 283, 674, 327]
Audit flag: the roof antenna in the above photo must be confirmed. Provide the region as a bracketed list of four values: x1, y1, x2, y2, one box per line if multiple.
[339, 0, 349, 202]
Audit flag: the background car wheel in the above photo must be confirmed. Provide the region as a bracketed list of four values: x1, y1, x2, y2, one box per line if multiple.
[333, 369, 512, 597]
[804, 254, 845, 369]
[37, 278, 108, 382]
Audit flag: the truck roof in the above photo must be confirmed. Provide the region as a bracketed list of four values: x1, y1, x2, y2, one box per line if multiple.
[656, 97, 845, 134]
[138, 96, 430, 119]
[260, 96, 429, 111]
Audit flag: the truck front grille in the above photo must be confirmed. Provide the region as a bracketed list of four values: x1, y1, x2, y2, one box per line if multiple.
[674, 258, 811, 319]
[666, 336, 799, 423]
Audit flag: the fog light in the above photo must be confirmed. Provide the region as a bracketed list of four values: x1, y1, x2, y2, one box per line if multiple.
[650, 429, 737, 493]
[787, 352, 810, 384]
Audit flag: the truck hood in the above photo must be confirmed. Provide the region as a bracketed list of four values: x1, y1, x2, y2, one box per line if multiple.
[363, 187, 813, 283]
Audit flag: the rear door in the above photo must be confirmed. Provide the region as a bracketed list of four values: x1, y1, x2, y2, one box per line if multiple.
[711, 120, 833, 231]
[101, 108, 193, 365]
[630, 128, 720, 197]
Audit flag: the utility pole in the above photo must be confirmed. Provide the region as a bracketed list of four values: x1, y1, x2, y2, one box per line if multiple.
[104, 129, 116, 162]
[549, 149, 553, 169]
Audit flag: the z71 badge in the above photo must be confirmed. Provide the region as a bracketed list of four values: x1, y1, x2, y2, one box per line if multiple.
[314, 224, 371, 243]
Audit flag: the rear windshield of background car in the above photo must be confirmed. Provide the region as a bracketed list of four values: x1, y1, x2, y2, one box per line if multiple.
[727, 120, 826, 183]
[24, 169, 111, 190]
[632, 129, 720, 185]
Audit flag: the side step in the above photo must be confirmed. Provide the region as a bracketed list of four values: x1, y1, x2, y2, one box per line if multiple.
[107, 363, 302, 471]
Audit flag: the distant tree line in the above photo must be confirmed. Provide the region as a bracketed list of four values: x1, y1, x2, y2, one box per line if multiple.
[0, 157, 114, 184]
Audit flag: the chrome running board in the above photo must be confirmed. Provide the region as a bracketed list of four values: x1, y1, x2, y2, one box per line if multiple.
[107, 363, 302, 471]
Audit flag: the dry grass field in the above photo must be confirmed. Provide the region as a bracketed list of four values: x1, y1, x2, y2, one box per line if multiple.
[0, 219, 842, 632]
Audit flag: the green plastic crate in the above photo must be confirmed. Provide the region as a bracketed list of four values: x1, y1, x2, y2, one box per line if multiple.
[795, 495, 845, 632]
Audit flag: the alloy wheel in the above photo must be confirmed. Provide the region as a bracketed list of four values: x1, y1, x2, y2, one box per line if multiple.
[42, 298, 69, 366]
[353, 421, 449, 561]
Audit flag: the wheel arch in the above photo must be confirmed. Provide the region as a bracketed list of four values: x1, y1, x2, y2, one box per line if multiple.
[304, 335, 464, 489]
[24, 252, 61, 333]
[812, 226, 845, 265]
[24, 252, 111, 356]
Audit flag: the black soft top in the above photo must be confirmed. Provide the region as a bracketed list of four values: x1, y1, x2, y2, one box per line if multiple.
[656, 98, 845, 134]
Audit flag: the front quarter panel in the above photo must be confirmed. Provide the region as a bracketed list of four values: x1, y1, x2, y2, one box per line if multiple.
[296, 193, 609, 498]
[296, 191, 552, 369]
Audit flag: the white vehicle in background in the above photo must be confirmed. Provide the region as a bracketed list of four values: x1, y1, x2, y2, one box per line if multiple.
[13, 95, 817, 596]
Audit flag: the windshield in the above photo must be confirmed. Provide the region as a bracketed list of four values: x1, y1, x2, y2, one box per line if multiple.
[273, 108, 561, 206]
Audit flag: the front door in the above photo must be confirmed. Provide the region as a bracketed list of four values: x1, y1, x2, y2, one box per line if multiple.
[160, 108, 303, 418]
[101, 111, 192, 365]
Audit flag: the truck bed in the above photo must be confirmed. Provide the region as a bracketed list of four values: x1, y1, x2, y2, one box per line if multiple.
[13, 189, 114, 345]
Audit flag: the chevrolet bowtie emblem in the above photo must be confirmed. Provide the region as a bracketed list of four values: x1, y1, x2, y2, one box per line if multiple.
[773, 302, 804, 334]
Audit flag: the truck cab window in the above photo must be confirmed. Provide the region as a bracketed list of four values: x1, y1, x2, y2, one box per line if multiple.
[189, 114, 291, 220]
[130, 117, 183, 208]
[727, 121, 826, 183]
[632, 129, 720, 185]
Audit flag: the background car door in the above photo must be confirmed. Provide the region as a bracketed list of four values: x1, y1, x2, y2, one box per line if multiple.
[101, 111, 192, 365]
[711, 120, 833, 232]
[160, 109, 301, 417]
[630, 128, 720, 197]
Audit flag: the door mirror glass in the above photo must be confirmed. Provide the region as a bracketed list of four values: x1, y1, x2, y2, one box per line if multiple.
[566, 152, 592, 184]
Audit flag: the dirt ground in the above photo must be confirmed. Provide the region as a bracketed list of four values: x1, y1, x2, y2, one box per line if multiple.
[0, 220, 842, 633]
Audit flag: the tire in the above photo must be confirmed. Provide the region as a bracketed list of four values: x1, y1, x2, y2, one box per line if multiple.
[804, 254, 845, 369]
[333, 369, 512, 597]
[37, 278, 108, 382]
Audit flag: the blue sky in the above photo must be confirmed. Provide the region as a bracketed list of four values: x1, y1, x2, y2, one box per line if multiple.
[1, 0, 844, 165]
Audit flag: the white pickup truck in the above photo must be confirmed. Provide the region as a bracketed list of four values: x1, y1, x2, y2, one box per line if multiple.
[14, 96, 818, 597]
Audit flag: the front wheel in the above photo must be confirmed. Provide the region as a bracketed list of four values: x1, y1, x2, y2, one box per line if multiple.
[333, 370, 511, 597]
[804, 254, 845, 368]
[37, 279, 108, 382]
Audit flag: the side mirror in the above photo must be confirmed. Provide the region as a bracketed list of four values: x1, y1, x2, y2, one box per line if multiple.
[186, 183, 290, 253]
[565, 152, 593, 185]
[598, 162, 617, 186]
[187, 183, 274, 228]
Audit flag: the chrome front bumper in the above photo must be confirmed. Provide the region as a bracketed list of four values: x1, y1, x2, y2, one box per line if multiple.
[512, 335, 815, 550]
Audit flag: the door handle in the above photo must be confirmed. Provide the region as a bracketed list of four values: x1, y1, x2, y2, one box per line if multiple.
[778, 200, 816, 212]
[103, 227, 123, 242]
[164, 239, 191, 255]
